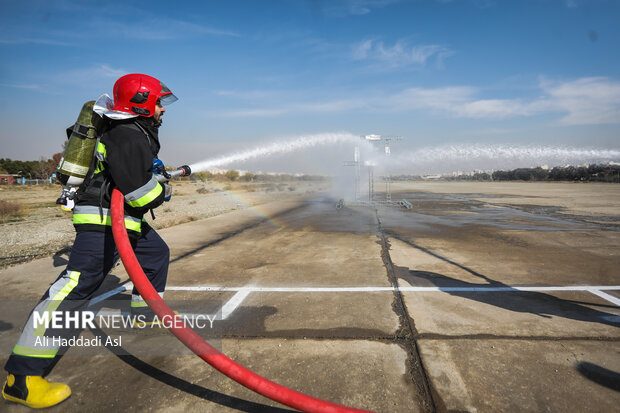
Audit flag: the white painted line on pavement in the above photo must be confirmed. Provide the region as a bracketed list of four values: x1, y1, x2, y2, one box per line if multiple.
[220, 289, 252, 319]
[166, 286, 394, 292]
[587, 289, 620, 306]
[88, 283, 244, 319]
[166, 285, 620, 293]
[87, 284, 620, 322]
[403, 286, 620, 292]
[165, 284, 620, 310]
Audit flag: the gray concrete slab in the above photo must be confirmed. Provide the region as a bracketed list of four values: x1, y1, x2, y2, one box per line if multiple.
[161, 198, 400, 337]
[0, 339, 420, 413]
[418, 339, 620, 413]
[401, 290, 620, 337]
[167, 228, 388, 288]
[224, 292, 399, 337]
[2, 183, 619, 413]
[1, 198, 420, 412]
[382, 183, 620, 413]
[385, 228, 620, 286]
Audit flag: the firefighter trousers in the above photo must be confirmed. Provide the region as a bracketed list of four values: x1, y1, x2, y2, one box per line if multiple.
[4, 223, 169, 376]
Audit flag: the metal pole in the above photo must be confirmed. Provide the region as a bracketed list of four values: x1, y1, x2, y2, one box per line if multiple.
[368, 166, 374, 201]
[355, 147, 360, 201]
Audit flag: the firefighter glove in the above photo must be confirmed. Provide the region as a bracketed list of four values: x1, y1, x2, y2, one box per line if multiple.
[152, 158, 165, 174]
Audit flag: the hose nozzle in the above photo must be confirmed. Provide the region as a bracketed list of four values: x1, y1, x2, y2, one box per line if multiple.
[169, 165, 191, 178]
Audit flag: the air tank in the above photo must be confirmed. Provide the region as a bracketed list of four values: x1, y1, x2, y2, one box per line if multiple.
[57, 100, 106, 183]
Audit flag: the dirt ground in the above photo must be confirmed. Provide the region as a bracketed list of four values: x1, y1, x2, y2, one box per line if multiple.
[0, 179, 327, 268]
[0, 181, 618, 412]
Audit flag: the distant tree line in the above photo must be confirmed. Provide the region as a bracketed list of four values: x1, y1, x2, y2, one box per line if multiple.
[490, 164, 620, 182]
[392, 164, 620, 183]
[445, 164, 620, 182]
[0, 154, 62, 179]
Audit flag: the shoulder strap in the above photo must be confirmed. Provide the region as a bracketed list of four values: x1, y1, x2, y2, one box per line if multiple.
[78, 118, 110, 199]
[133, 120, 159, 221]
[132, 120, 158, 155]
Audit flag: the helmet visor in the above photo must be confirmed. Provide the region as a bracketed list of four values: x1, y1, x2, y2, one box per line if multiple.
[159, 92, 178, 106]
[159, 81, 178, 106]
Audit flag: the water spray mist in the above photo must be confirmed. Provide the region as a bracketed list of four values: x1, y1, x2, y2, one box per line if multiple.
[186, 133, 362, 174]
[383, 144, 620, 174]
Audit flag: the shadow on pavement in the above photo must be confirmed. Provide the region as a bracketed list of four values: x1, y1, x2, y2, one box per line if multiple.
[33, 273, 293, 412]
[391, 235, 620, 328]
[576, 361, 620, 392]
[90, 326, 296, 413]
[52, 249, 71, 268]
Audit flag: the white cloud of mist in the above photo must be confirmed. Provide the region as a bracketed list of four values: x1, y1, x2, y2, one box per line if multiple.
[0, 37, 75, 46]
[316, 0, 403, 17]
[379, 143, 620, 174]
[212, 77, 620, 125]
[187, 132, 365, 173]
[166, 131, 620, 180]
[539, 77, 620, 125]
[52, 64, 127, 89]
[0, 2, 240, 55]
[95, 17, 241, 41]
[352, 38, 452, 68]
[0, 83, 41, 90]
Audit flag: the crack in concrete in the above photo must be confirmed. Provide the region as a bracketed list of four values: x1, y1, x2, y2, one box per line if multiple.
[376, 209, 437, 413]
[415, 333, 620, 341]
[220, 334, 401, 340]
[218, 333, 620, 342]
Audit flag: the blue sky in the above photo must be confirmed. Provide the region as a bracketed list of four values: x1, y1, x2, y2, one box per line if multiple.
[1, 0, 619, 172]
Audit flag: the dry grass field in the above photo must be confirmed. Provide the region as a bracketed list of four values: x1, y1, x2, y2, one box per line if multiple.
[0, 179, 327, 268]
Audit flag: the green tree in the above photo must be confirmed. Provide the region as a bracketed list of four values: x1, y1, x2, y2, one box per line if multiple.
[34, 157, 56, 179]
[193, 172, 213, 182]
[240, 172, 255, 182]
[225, 170, 239, 181]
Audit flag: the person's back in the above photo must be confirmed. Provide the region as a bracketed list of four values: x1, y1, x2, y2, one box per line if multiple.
[73, 116, 165, 238]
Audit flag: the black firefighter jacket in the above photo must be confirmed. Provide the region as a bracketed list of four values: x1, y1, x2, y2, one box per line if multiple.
[72, 116, 165, 238]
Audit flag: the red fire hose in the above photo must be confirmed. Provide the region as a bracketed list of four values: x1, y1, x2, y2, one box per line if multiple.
[110, 188, 371, 413]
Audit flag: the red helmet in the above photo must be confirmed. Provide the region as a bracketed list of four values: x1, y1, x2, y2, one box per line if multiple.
[112, 73, 178, 117]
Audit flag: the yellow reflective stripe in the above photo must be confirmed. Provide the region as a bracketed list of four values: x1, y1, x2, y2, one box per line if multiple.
[94, 142, 106, 174]
[12, 344, 57, 358]
[96, 141, 106, 158]
[52, 271, 81, 302]
[131, 293, 148, 308]
[131, 292, 163, 307]
[73, 213, 110, 225]
[126, 183, 163, 208]
[33, 271, 81, 337]
[72, 214, 142, 232]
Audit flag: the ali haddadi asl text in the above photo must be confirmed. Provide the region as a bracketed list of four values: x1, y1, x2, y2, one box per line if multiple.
[34, 335, 121, 348]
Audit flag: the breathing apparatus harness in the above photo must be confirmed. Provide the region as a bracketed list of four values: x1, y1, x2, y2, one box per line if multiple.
[93, 117, 167, 222]
[56, 74, 186, 216]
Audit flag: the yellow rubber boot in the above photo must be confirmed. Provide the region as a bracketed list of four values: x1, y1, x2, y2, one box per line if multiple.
[2, 374, 71, 409]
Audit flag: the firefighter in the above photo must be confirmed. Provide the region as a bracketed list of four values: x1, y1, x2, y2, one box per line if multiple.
[2, 73, 177, 408]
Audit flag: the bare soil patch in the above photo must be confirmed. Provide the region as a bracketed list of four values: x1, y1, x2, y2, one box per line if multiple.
[0, 180, 327, 269]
